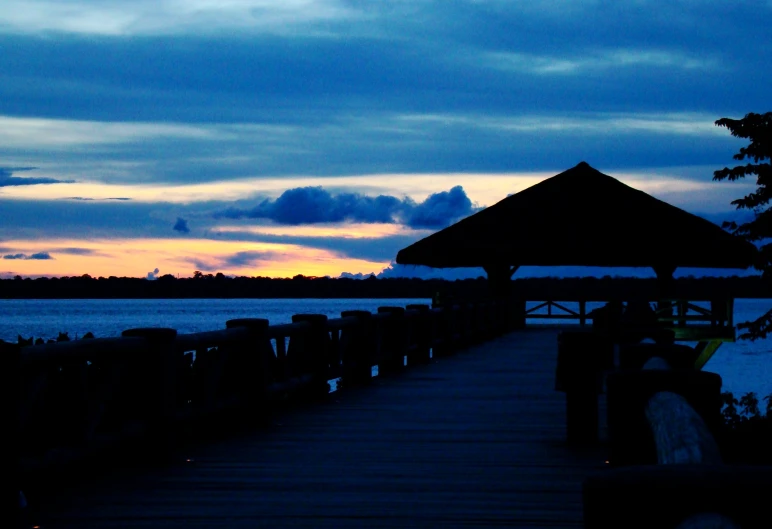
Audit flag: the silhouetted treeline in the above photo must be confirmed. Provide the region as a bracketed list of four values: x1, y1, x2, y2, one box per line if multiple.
[1, 273, 770, 299]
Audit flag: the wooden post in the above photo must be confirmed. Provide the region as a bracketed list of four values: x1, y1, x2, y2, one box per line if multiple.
[406, 304, 431, 365]
[340, 310, 375, 386]
[678, 300, 687, 328]
[579, 300, 587, 327]
[605, 363, 722, 466]
[456, 303, 470, 346]
[2, 340, 20, 529]
[120, 328, 178, 455]
[290, 314, 330, 398]
[618, 343, 700, 371]
[432, 304, 454, 358]
[225, 318, 272, 408]
[378, 306, 407, 373]
[555, 332, 613, 445]
[583, 465, 766, 529]
[653, 265, 676, 320]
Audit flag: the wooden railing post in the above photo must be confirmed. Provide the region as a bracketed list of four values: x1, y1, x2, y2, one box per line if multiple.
[377, 306, 407, 373]
[340, 310, 375, 386]
[434, 304, 454, 357]
[224, 318, 272, 408]
[511, 297, 526, 330]
[555, 331, 614, 445]
[18, 298, 519, 488]
[406, 304, 431, 365]
[120, 328, 178, 452]
[290, 314, 330, 397]
[2, 340, 20, 528]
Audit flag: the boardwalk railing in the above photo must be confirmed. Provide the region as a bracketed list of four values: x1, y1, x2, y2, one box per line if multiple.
[525, 298, 734, 341]
[13, 299, 517, 484]
[579, 340, 770, 529]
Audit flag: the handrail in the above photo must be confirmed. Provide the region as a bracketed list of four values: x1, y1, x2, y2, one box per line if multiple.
[16, 298, 515, 483]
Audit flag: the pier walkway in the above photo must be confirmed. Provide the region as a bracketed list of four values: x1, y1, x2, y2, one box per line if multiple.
[31, 329, 606, 528]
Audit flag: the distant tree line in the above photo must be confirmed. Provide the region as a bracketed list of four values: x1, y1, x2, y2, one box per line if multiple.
[0, 273, 770, 300]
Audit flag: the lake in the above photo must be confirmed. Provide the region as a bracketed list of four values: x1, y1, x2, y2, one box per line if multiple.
[2, 298, 770, 399]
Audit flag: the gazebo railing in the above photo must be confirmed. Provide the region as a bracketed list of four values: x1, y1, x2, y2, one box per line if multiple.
[525, 300, 589, 325]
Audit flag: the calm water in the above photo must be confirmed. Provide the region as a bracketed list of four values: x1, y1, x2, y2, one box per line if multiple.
[2, 298, 770, 398]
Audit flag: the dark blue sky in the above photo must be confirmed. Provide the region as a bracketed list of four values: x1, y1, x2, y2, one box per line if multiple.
[0, 1, 768, 278]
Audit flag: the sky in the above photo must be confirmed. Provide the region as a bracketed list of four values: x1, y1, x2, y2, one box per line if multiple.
[1, 0, 770, 280]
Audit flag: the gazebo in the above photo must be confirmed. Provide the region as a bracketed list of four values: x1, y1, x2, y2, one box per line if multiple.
[396, 162, 758, 354]
[397, 162, 757, 288]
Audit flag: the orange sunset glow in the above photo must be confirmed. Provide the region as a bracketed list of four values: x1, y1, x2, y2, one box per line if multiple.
[1, 238, 390, 279]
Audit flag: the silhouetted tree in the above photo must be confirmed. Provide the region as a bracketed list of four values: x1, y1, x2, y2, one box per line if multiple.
[714, 111, 772, 339]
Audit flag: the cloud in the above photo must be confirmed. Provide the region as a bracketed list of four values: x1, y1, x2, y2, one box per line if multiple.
[0, 112, 732, 187]
[0, 167, 74, 187]
[182, 252, 280, 272]
[214, 186, 478, 229]
[222, 251, 279, 268]
[185, 257, 220, 272]
[147, 267, 160, 280]
[377, 262, 485, 280]
[3, 251, 54, 260]
[0, 116, 216, 149]
[57, 247, 101, 256]
[66, 197, 131, 201]
[339, 271, 376, 279]
[173, 217, 190, 233]
[210, 229, 423, 262]
[406, 186, 476, 229]
[0, 0, 360, 36]
[483, 49, 717, 75]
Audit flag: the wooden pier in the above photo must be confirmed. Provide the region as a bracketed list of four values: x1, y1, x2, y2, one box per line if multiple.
[16, 297, 767, 529]
[24, 328, 606, 528]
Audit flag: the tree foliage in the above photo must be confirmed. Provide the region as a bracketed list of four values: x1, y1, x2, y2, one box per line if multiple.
[719, 391, 772, 464]
[713, 112, 772, 339]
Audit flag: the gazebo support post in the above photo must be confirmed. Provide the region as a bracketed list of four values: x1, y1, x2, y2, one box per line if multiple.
[483, 264, 522, 329]
[653, 265, 677, 320]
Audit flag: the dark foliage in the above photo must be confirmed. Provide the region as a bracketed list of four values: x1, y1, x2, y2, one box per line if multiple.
[714, 112, 772, 340]
[1, 274, 771, 300]
[718, 391, 772, 465]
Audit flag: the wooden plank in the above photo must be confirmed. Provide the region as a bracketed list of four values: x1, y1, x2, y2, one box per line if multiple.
[30, 330, 605, 529]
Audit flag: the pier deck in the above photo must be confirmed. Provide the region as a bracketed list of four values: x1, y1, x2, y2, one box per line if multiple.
[31, 329, 606, 528]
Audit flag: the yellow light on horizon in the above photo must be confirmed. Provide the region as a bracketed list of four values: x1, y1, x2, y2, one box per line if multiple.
[0, 238, 390, 279]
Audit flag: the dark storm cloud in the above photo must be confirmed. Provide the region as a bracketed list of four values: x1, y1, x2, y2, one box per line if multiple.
[215, 188, 404, 225]
[215, 186, 477, 229]
[406, 186, 475, 229]
[0, 167, 74, 187]
[173, 217, 190, 233]
[3, 252, 53, 260]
